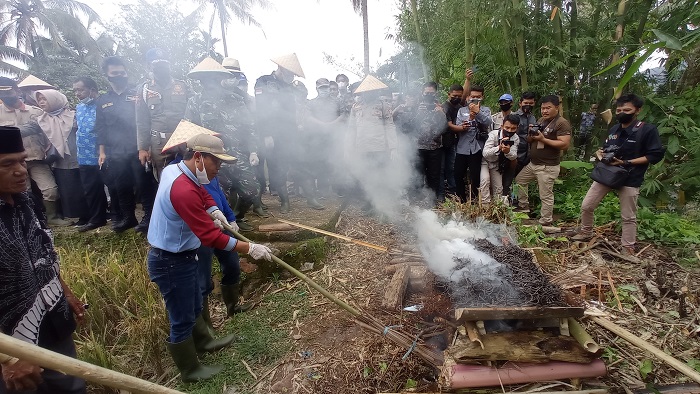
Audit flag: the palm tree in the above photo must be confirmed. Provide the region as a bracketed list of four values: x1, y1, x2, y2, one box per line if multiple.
[194, 0, 271, 58]
[0, 0, 101, 59]
[350, 0, 370, 76]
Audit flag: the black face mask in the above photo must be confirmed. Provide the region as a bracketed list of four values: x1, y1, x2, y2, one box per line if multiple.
[616, 112, 635, 124]
[152, 64, 171, 82]
[0, 96, 20, 108]
[449, 97, 461, 105]
[521, 104, 533, 113]
[500, 103, 513, 112]
[107, 75, 128, 89]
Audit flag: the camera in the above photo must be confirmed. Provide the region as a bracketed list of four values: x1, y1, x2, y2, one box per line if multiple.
[600, 144, 621, 164]
[502, 139, 515, 146]
[529, 124, 543, 135]
[468, 98, 482, 105]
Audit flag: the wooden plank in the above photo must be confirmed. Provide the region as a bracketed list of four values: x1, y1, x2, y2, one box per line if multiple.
[455, 306, 585, 322]
[382, 265, 410, 310]
[384, 262, 425, 275]
[258, 223, 297, 232]
[449, 331, 596, 364]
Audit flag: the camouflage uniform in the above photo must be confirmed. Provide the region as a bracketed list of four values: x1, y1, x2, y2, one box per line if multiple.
[185, 90, 260, 218]
[136, 78, 191, 180]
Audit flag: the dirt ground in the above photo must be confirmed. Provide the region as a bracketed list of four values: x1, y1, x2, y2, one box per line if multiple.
[246, 201, 700, 394]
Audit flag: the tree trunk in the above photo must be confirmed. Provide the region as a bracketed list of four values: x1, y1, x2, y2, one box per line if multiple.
[362, 0, 370, 76]
[622, 0, 654, 75]
[410, 0, 430, 81]
[552, 0, 567, 117]
[610, 0, 628, 99]
[512, 0, 528, 89]
[219, 13, 229, 57]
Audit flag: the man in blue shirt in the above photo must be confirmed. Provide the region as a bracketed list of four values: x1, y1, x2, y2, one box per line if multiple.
[73, 77, 108, 232]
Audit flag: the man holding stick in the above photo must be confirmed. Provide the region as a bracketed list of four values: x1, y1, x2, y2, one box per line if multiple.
[0, 126, 86, 393]
[146, 133, 272, 383]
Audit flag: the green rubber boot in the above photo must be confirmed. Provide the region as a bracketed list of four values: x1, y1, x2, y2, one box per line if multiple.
[221, 284, 253, 316]
[192, 315, 235, 353]
[167, 336, 222, 383]
[200, 296, 216, 336]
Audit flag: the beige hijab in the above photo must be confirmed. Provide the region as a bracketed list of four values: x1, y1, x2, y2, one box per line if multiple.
[35, 89, 74, 157]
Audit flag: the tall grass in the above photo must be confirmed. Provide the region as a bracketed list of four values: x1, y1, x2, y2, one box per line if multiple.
[54, 231, 170, 390]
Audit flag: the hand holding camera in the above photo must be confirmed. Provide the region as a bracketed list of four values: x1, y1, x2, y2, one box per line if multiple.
[468, 98, 481, 116]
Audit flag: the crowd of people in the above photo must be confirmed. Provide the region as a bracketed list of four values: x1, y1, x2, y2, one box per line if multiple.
[0, 48, 665, 391]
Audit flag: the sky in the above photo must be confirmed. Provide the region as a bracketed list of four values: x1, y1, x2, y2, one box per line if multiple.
[82, 0, 403, 91]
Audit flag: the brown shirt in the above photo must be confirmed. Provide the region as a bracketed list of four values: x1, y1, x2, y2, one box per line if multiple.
[529, 115, 571, 166]
[0, 104, 46, 162]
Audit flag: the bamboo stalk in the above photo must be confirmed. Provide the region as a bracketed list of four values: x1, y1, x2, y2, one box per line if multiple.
[221, 221, 361, 317]
[277, 219, 388, 252]
[591, 316, 700, 384]
[567, 318, 600, 353]
[607, 270, 624, 311]
[464, 321, 484, 349]
[0, 334, 184, 394]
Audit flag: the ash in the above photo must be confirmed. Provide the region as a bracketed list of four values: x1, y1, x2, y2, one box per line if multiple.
[448, 239, 566, 308]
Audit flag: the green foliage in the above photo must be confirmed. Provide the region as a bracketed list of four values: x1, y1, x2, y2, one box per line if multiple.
[639, 359, 654, 380]
[687, 359, 700, 373]
[636, 207, 700, 245]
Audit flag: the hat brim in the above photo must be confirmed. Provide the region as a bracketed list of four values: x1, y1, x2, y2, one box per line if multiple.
[187, 70, 232, 79]
[210, 152, 237, 163]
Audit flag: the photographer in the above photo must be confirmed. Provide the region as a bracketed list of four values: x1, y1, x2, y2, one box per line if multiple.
[571, 94, 664, 255]
[480, 114, 520, 204]
[514, 95, 571, 225]
[502, 91, 537, 199]
[411, 82, 447, 202]
[453, 85, 492, 202]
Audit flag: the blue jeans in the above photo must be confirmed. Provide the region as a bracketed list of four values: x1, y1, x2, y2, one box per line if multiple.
[196, 245, 241, 297]
[147, 247, 202, 343]
[441, 145, 457, 196]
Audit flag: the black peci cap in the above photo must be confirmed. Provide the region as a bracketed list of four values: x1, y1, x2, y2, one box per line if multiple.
[0, 126, 24, 154]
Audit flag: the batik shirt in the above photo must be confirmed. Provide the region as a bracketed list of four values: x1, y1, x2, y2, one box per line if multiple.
[75, 99, 99, 165]
[0, 192, 74, 345]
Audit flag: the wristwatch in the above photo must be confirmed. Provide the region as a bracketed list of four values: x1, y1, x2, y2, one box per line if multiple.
[623, 160, 632, 166]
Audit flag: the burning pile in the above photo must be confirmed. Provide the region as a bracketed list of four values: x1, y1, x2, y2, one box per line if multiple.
[448, 239, 566, 308]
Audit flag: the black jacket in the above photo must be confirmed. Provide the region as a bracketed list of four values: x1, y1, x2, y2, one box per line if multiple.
[602, 120, 665, 188]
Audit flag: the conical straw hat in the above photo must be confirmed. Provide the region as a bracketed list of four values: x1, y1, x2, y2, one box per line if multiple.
[600, 109, 613, 125]
[18, 75, 54, 90]
[187, 57, 232, 80]
[353, 75, 388, 94]
[270, 53, 305, 78]
[162, 120, 221, 154]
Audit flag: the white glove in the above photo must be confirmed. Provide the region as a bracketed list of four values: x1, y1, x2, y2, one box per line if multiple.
[211, 209, 227, 224]
[213, 219, 224, 230]
[264, 136, 274, 150]
[228, 221, 239, 232]
[248, 243, 273, 261]
[249, 152, 260, 166]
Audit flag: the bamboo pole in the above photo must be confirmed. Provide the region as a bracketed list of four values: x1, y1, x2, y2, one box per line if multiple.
[276, 219, 388, 252]
[221, 221, 361, 317]
[591, 316, 700, 384]
[567, 318, 600, 353]
[0, 334, 184, 394]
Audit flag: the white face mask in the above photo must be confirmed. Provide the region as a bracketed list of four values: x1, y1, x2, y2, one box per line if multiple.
[195, 155, 210, 185]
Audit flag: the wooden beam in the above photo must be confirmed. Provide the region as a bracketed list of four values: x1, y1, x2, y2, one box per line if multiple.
[455, 306, 585, 322]
[258, 223, 297, 232]
[449, 331, 596, 364]
[382, 264, 410, 310]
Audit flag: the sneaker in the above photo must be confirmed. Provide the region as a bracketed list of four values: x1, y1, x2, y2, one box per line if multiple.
[570, 231, 594, 241]
[622, 245, 636, 255]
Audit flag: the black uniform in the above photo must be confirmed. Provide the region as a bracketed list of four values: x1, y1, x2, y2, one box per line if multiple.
[95, 89, 156, 224]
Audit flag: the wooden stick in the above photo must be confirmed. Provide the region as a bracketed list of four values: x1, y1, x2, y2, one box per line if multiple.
[277, 219, 388, 252]
[0, 334, 183, 394]
[591, 316, 700, 384]
[219, 220, 362, 317]
[606, 270, 623, 311]
[382, 265, 410, 310]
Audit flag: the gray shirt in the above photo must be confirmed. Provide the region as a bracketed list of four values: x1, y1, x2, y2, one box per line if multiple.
[455, 106, 492, 155]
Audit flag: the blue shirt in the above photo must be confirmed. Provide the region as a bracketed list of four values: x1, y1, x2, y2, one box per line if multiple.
[204, 177, 236, 223]
[75, 99, 98, 165]
[455, 106, 492, 155]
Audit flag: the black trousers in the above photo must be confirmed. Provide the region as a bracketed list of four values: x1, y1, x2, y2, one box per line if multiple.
[102, 156, 157, 220]
[0, 336, 86, 394]
[502, 159, 527, 199]
[79, 165, 107, 225]
[416, 149, 444, 200]
[454, 151, 483, 202]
